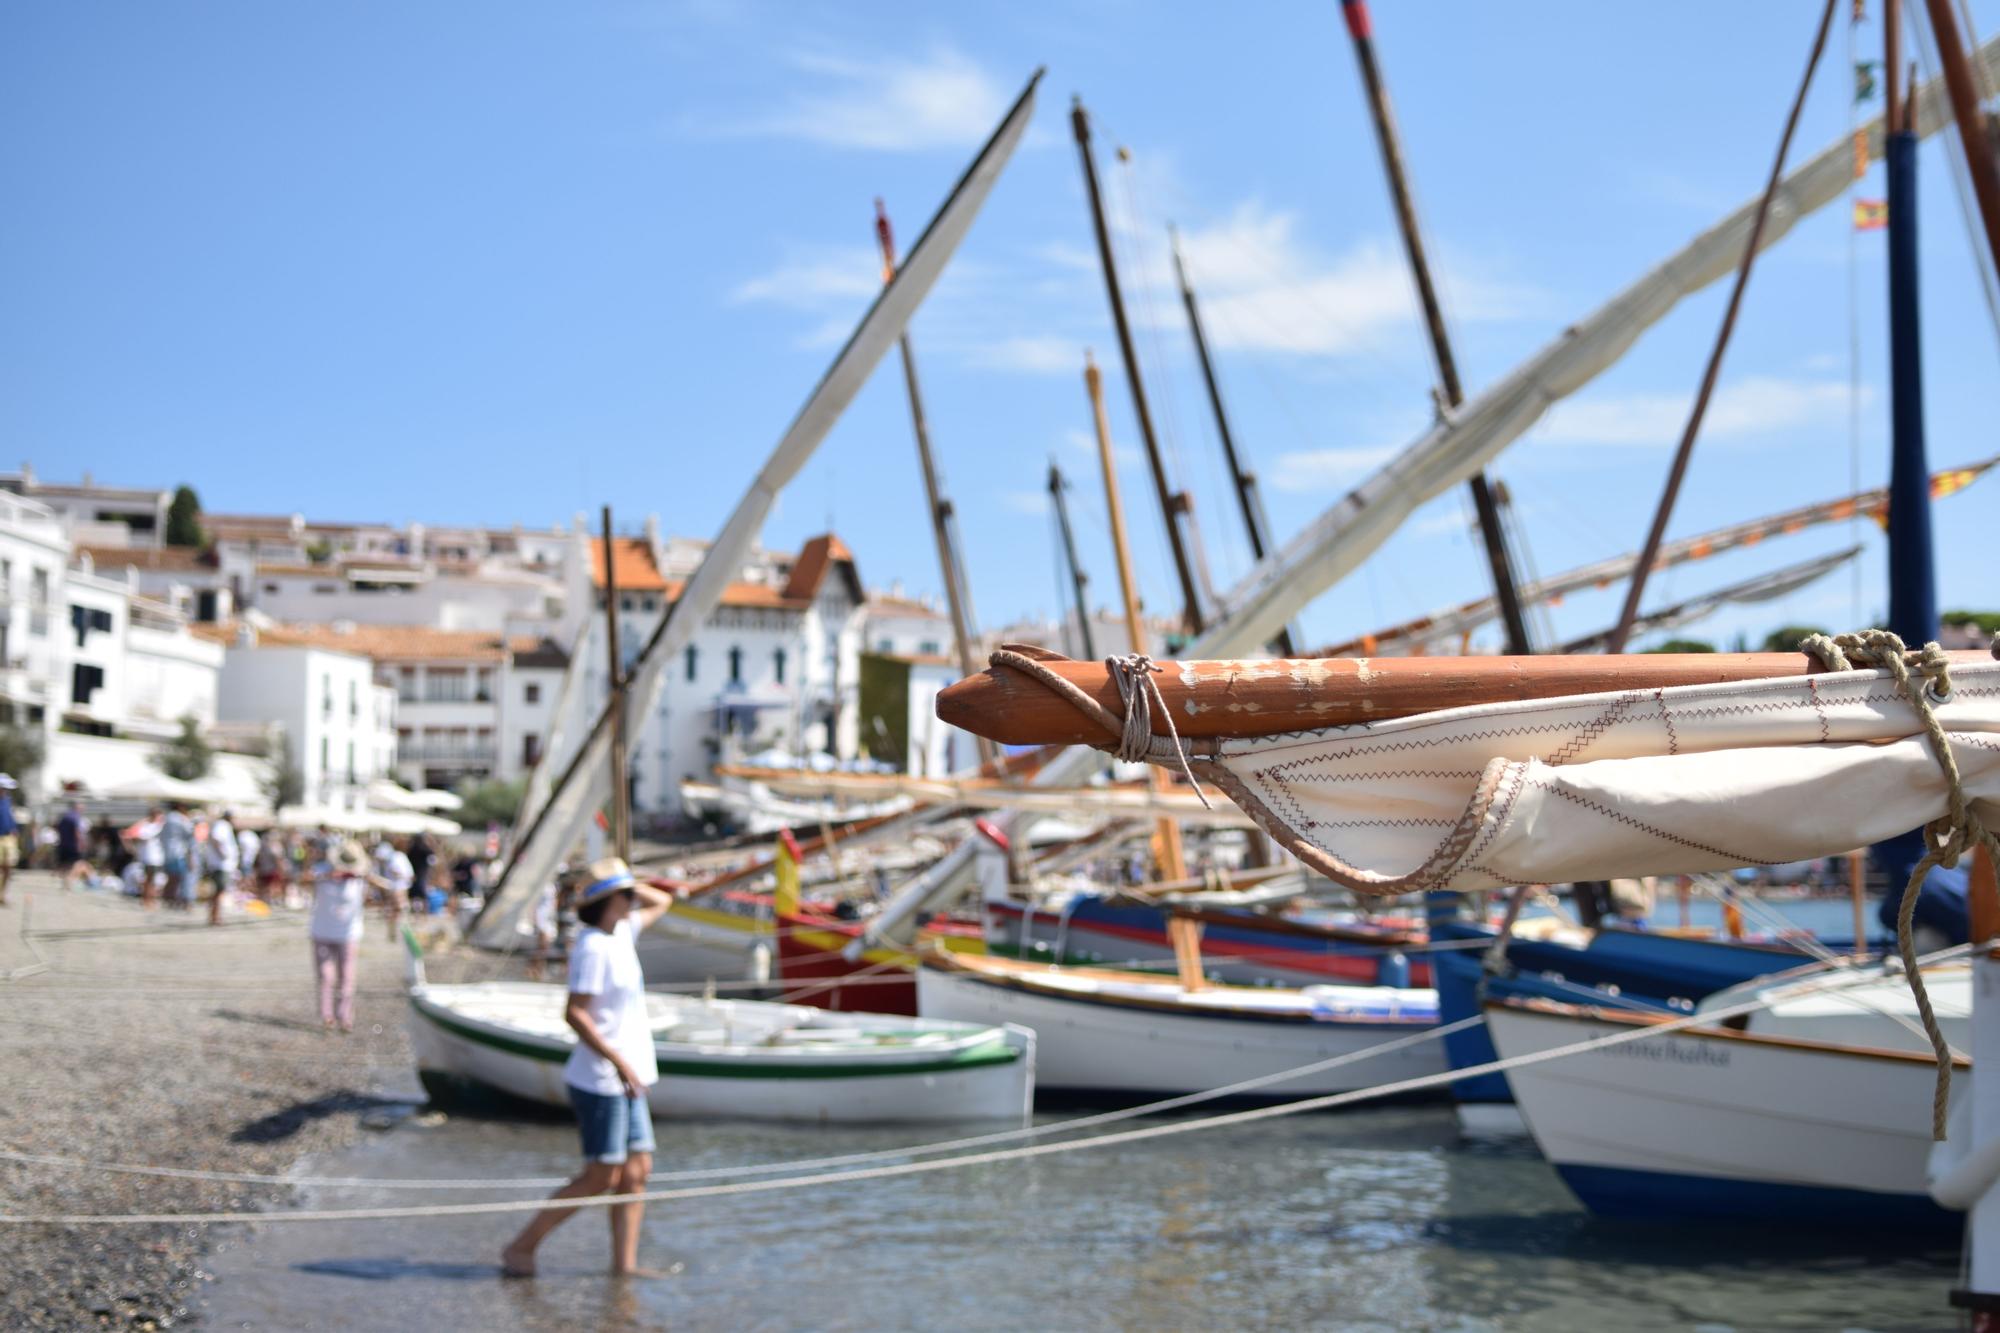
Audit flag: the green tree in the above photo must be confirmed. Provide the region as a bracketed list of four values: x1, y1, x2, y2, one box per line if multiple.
[0, 725, 44, 788]
[262, 730, 304, 810]
[165, 485, 204, 548]
[1943, 609, 2000, 635]
[456, 777, 526, 829]
[151, 714, 214, 781]
[1642, 638, 1716, 654]
[1760, 624, 1831, 654]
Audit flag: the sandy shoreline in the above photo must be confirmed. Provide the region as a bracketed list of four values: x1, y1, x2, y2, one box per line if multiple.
[0, 873, 494, 1329]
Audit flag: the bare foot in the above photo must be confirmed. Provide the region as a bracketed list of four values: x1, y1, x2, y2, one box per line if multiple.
[500, 1244, 536, 1278]
[611, 1262, 683, 1280]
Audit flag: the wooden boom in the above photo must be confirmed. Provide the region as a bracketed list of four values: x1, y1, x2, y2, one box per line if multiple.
[935, 646, 1996, 746]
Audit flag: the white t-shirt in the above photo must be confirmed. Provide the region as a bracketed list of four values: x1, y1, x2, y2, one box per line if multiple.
[381, 850, 414, 894]
[309, 873, 366, 944]
[209, 819, 239, 871]
[136, 820, 165, 868]
[238, 827, 261, 869]
[562, 919, 658, 1095]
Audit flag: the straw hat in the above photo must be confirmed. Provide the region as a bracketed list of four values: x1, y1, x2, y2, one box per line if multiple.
[330, 840, 372, 876]
[575, 857, 637, 906]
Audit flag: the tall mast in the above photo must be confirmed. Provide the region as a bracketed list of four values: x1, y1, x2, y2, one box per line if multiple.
[1048, 460, 1098, 659]
[1921, 0, 2000, 274]
[1884, 0, 1937, 647]
[875, 199, 997, 766]
[1169, 227, 1300, 656]
[1086, 351, 1187, 880]
[598, 506, 632, 860]
[1337, 0, 1532, 656]
[1071, 96, 1206, 637]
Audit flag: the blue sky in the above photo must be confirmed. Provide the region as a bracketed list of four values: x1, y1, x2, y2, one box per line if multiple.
[5, 2, 1998, 652]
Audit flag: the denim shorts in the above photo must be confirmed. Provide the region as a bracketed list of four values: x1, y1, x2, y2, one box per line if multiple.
[567, 1085, 655, 1164]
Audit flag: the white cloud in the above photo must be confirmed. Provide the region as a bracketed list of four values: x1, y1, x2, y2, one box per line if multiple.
[1269, 444, 1401, 494]
[965, 335, 1082, 375]
[1120, 202, 1543, 358]
[1000, 489, 1049, 516]
[729, 245, 877, 310]
[1532, 376, 1865, 448]
[724, 47, 1009, 153]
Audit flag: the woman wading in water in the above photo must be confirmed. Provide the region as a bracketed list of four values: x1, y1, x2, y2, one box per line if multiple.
[502, 857, 676, 1278]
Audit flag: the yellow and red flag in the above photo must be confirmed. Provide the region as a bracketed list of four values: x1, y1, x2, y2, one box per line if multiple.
[774, 828, 803, 917]
[1854, 198, 1890, 230]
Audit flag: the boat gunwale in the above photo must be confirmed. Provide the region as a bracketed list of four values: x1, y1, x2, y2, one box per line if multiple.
[1482, 994, 1972, 1069]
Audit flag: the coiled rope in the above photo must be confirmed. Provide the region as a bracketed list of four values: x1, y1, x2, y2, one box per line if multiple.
[1801, 629, 2000, 1139]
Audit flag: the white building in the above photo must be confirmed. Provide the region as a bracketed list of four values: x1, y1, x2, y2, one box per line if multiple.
[498, 636, 571, 781]
[214, 636, 395, 811]
[548, 531, 870, 822]
[0, 493, 69, 772]
[247, 556, 563, 633]
[74, 544, 234, 624]
[0, 465, 170, 549]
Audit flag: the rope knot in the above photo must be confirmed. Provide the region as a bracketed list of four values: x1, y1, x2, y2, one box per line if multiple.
[1105, 653, 1211, 809]
[1805, 627, 1996, 1140]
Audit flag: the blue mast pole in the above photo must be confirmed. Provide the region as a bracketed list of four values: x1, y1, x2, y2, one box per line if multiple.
[1874, 45, 1961, 941]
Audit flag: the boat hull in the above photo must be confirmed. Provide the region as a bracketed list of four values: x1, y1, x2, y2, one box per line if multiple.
[1484, 998, 1961, 1232]
[918, 962, 1446, 1099]
[408, 987, 1034, 1125]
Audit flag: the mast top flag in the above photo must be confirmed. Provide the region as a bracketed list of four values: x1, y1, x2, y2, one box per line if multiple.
[470, 68, 1043, 948]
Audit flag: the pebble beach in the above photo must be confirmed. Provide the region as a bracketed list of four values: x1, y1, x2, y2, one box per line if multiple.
[0, 874, 482, 1329]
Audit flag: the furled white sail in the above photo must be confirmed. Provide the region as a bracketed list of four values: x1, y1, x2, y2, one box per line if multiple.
[1189, 660, 2000, 894]
[1558, 545, 1858, 653]
[1200, 45, 2000, 660]
[1320, 455, 1996, 657]
[510, 616, 596, 846]
[471, 70, 1043, 948]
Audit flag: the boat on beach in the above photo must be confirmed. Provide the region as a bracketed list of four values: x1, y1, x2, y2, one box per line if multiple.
[1483, 964, 1971, 1231]
[917, 949, 1445, 1101]
[403, 935, 1035, 1124]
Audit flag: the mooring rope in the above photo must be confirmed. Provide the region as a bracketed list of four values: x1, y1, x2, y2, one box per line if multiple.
[4, 945, 1971, 1227]
[0, 1016, 1484, 1194]
[1801, 629, 2000, 1139]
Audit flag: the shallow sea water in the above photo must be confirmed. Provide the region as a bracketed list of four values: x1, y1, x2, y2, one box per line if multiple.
[202, 1099, 1958, 1332]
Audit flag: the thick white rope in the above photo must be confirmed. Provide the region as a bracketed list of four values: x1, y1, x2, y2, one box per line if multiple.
[6, 944, 1970, 1227]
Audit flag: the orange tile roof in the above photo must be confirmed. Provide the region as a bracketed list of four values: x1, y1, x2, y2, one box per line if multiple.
[590, 536, 670, 591]
[783, 533, 861, 602]
[867, 594, 946, 619]
[192, 621, 537, 664]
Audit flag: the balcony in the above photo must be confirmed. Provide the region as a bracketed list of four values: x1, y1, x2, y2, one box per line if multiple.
[397, 742, 496, 765]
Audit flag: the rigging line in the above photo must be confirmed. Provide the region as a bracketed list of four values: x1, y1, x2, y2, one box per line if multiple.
[1848, 0, 1866, 625]
[0, 1017, 1484, 1195]
[11, 943, 1975, 1227]
[1908, 0, 2000, 360]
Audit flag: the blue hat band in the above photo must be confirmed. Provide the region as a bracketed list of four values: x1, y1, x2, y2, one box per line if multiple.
[582, 872, 635, 901]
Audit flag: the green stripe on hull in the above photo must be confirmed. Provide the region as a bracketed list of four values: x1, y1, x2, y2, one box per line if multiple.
[411, 997, 1021, 1079]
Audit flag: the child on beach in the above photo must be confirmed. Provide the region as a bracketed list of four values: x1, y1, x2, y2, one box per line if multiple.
[309, 840, 370, 1032]
[501, 858, 675, 1279]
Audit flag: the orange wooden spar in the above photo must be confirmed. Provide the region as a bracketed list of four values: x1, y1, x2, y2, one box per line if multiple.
[935, 646, 1997, 747]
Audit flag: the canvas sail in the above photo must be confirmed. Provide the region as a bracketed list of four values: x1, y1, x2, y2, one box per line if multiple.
[1185, 659, 2000, 895]
[470, 70, 1042, 948]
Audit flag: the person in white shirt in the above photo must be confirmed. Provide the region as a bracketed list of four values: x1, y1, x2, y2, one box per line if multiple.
[205, 811, 239, 926]
[309, 841, 370, 1032]
[131, 807, 167, 909]
[367, 837, 414, 943]
[502, 857, 674, 1280]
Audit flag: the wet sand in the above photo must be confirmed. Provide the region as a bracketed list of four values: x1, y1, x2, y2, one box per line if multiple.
[0, 874, 489, 1329]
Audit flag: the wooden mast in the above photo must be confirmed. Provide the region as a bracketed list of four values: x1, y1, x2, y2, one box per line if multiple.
[1169, 226, 1299, 657]
[874, 199, 996, 766]
[1071, 96, 1206, 637]
[599, 506, 632, 860]
[1337, 0, 1532, 657]
[1920, 0, 2000, 276]
[1086, 351, 1188, 880]
[1047, 460, 1097, 659]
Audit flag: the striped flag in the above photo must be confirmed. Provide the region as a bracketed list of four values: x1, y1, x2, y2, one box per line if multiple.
[1854, 198, 1889, 230]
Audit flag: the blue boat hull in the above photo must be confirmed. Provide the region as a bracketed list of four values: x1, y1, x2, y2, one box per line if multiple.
[1556, 1164, 1960, 1236]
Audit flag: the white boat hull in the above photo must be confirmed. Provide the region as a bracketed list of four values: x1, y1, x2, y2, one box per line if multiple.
[409, 984, 1034, 1125]
[917, 964, 1446, 1098]
[1485, 999, 1962, 1230]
